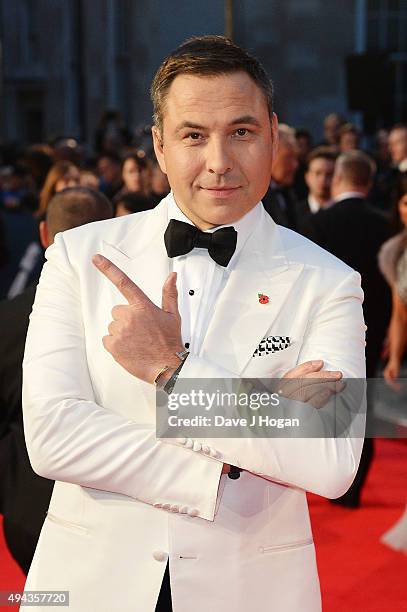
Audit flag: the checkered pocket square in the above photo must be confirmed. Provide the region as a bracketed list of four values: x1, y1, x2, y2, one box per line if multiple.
[253, 336, 292, 357]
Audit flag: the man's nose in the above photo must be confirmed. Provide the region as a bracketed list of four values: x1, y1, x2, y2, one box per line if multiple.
[206, 138, 233, 175]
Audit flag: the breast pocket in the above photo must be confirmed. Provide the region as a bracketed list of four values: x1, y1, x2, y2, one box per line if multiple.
[245, 337, 302, 378]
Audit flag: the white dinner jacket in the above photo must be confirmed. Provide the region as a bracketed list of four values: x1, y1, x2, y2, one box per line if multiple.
[22, 195, 366, 612]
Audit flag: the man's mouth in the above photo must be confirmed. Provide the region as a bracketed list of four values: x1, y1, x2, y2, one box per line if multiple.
[200, 186, 240, 198]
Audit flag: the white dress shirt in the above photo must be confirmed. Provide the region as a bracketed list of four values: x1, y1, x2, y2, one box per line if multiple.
[307, 194, 334, 214]
[167, 193, 261, 356]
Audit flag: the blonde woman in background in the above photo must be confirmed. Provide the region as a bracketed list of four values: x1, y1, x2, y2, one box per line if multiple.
[379, 174, 407, 554]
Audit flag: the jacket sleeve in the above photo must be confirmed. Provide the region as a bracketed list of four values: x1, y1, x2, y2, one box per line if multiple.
[165, 270, 366, 499]
[22, 233, 223, 522]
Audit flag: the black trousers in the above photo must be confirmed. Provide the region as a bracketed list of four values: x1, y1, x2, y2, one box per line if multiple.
[3, 518, 34, 575]
[155, 561, 172, 612]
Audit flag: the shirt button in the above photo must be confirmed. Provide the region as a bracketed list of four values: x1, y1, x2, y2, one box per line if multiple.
[185, 342, 190, 349]
[188, 289, 195, 296]
[153, 550, 168, 562]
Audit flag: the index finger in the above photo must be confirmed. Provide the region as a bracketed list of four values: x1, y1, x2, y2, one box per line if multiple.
[283, 360, 342, 380]
[92, 254, 151, 305]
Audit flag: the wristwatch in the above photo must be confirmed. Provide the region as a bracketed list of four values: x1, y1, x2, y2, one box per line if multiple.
[163, 359, 186, 395]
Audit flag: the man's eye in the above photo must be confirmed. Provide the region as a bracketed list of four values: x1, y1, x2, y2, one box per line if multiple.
[187, 133, 202, 140]
[235, 128, 249, 137]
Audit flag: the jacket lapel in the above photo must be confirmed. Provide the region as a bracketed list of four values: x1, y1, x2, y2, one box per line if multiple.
[200, 210, 304, 374]
[99, 198, 304, 376]
[100, 200, 170, 307]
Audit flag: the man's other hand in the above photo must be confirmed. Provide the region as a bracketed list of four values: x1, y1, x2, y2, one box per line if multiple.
[280, 360, 345, 409]
[92, 254, 184, 384]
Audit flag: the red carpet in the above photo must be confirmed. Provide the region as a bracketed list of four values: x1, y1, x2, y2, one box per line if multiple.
[1, 438, 406, 611]
[308, 438, 407, 611]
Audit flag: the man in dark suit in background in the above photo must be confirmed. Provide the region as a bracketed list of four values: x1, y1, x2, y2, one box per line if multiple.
[0, 187, 112, 573]
[262, 124, 299, 230]
[295, 147, 337, 234]
[304, 151, 391, 507]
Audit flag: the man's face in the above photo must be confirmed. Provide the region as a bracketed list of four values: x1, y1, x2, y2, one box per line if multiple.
[398, 194, 407, 227]
[271, 142, 299, 186]
[324, 116, 341, 145]
[305, 158, 335, 202]
[122, 158, 142, 192]
[389, 128, 407, 164]
[98, 158, 121, 184]
[339, 132, 359, 153]
[152, 72, 277, 229]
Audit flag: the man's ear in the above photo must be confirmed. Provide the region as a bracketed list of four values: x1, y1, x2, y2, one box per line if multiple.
[39, 220, 50, 249]
[271, 113, 279, 166]
[152, 126, 167, 175]
[331, 170, 341, 194]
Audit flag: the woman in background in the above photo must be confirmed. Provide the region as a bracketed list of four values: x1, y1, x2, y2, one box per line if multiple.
[37, 161, 80, 216]
[379, 174, 407, 554]
[118, 153, 150, 198]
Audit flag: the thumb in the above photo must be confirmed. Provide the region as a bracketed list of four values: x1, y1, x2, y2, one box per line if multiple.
[162, 272, 179, 315]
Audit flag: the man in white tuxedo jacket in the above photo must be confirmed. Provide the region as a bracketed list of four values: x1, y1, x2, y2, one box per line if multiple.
[22, 36, 365, 611]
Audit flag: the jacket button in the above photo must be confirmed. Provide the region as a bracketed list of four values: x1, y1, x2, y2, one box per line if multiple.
[193, 441, 202, 452]
[153, 550, 168, 562]
[185, 439, 194, 449]
[187, 508, 199, 517]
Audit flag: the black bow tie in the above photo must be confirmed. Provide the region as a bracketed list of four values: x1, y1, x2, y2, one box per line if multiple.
[164, 219, 237, 267]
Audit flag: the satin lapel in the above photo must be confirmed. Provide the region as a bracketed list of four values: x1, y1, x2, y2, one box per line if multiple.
[201, 212, 304, 375]
[100, 201, 170, 307]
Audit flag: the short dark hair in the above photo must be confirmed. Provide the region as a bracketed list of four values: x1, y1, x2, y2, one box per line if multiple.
[306, 146, 338, 170]
[390, 123, 407, 134]
[339, 123, 360, 138]
[98, 152, 121, 165]
[335, 151, 376, 187]
[151, 35, 273, 134]
[46, 187, 113, 241]
[114, 192, 155, 214]
[295, 128, 312, 143]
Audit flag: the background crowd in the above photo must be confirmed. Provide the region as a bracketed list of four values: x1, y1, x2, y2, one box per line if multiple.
[1, 109, 407, 575]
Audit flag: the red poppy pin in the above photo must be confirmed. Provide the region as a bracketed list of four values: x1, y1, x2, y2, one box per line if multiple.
[258, 293, 269, 304]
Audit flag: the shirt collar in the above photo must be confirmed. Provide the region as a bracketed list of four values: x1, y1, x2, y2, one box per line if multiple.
[308, 195, 334, 213]
[399, 159, 407, 172]
[308, 195, 321, 214]
[167, 191, 261, 268]
[333, 191, 366, 204]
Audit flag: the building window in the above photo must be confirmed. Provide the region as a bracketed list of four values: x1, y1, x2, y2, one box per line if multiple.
[365, 0, 407, 121]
